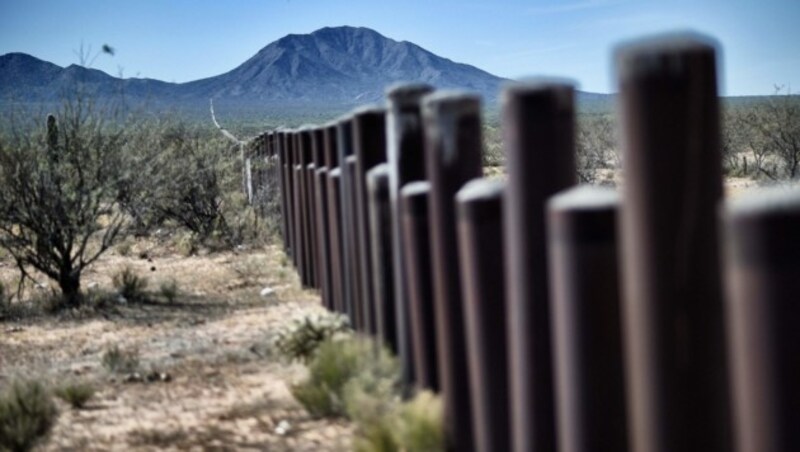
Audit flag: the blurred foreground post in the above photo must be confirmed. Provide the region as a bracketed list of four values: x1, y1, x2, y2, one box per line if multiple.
[456, 178, 510, 452]
[422, 91, 483, 452]
[386, 83, 435, 386]
[353, 107, 387, 335]
[547, 186, 627, 452]
[367, 164, 396, 351]
[503, 80, 576, 452]
[615, 33, 731, 452]
[724, 188, 800, 452]
[401, 182, 439, 390]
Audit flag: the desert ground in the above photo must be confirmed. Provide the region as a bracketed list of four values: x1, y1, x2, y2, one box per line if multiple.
[0, 236, 352, 451]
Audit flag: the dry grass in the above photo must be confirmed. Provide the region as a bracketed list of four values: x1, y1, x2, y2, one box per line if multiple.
[0, 236, 351, 451]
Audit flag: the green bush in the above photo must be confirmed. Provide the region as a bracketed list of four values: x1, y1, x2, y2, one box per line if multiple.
[112, 267, 148, 302]
[0, 380, 58, 452]
[159, 279, 179, 304]
[53, 382, 94, 409]
[291, 336, 397, 418]
[393, 391, 444, 451]
[273, 312, 350, 363]
[289, 333, 443, 451]
[101, 345, 140, 374]
[353, 391, 444, 452]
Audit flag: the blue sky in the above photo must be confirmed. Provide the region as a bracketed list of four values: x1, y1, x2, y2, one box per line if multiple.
[1, 0, 798, 95]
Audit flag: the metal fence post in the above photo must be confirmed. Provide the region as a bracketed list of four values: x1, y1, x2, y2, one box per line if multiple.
[723, 188, 800, 452]
[422, 91, 484, 452]
[401, 181, 438, 390]
[296, 129, 311, 287]
[503, 80, 576, 452]
[313, 126, 333, 307]
[615, 33, 731, 452]
[345, 154, 363, 329]
[324, 123, 345, 313]
[456, 178, 510, 452]
[386, 83, 435, 386]
[367, 164, 396, 350]
[277, 130, 291, 254]
[353, 107, 388, 335]
[328, 168, 345, 314]
[292, 131, 309, 285]
[283, 130, 296, 263]
[337, 116, 357, 323]
[300, 127, 318, 289]
[547, 186, 627, 452]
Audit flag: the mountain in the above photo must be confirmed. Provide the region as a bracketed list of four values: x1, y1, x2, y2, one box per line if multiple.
[180, 26, 506, 104]
[0, 26, 609, 111]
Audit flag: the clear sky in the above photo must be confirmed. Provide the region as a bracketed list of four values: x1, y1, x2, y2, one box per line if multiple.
[1, 0, 798, 95]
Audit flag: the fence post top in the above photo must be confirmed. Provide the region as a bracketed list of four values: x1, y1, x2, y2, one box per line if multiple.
[367, 163, 390, 179]
[401, 181, 431, 215]
[421, 90, 482, 116]
[548, 185, 619, 213]
[297, 124, 316, 134]
[501, 78, 575, 104]
[614, 31, 719, 80]
[386, 82, 435, 104]
[367, 164, 390, 190]
[456, 178, 505, 204]
[329, 167, 342, 178]
[401, 181, 431, 197]
[725, 186, 800, 219]
[351, 104, 386, 118]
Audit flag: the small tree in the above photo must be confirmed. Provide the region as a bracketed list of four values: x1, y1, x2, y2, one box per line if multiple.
[0, 101, 128, 307]
[576, 114, 617, 184]
[737, 86, 800, 180]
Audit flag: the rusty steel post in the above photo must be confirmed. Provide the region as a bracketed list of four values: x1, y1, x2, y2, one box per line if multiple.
[353, 106, 387, 336]
[328, 167, 345, 314]
[456, 178, 510, 452]
[367, 164, 396, 351]
[283, 131, 293, 255]
[547, 186, 627, 452]
[337, 116, 357, 322]
[313, 126, 333, 306]
[401, 181, 438, 390]
[283, 131, 296, 263]
[724, 188, 800, 452]
[298, 129, 312, 287]
[615, 33, 731, 452]
[306, 161, 318, 288]
[293, 159, 305, 283]
[311, 126, 325, 294]
[422, 91, 484, 452]
[277, 131, 290, 253]
[345, 154, 363, 329]
[386, 83, 434, 387]
[315, 167, 331, 308]
[324, 123, 344, 313]
[300, 127, 319, 289]
[503, 80, 576, 452]
[295, 130, 311, 287]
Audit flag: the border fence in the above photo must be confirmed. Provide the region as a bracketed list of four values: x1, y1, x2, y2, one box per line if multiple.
[242, 32, 800, 452]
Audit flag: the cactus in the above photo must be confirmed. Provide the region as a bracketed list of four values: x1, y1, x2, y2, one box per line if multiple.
[46, 114, 58, 162]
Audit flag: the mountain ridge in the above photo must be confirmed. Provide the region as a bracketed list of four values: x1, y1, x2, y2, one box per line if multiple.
[0, 26, 609, 111]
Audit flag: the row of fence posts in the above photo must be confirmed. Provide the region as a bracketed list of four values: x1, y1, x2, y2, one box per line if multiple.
[243, 32, 800, 452]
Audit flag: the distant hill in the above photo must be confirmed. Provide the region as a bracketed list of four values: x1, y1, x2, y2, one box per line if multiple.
[1, 26, 612, 113]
